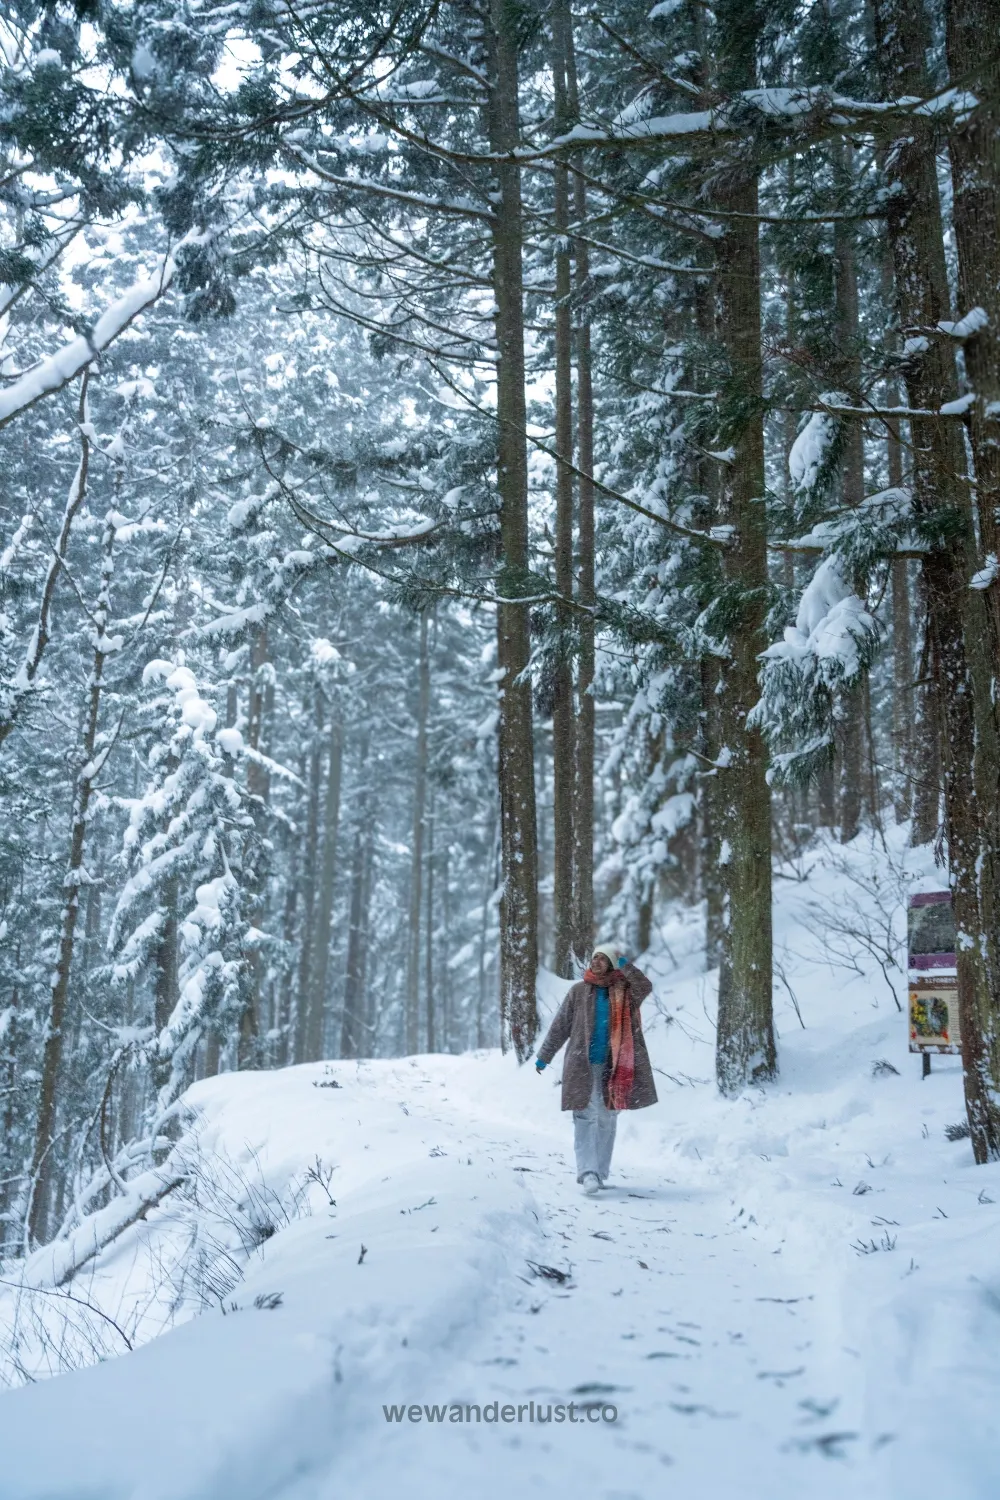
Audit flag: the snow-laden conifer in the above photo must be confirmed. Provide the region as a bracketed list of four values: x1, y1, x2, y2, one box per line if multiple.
[109, 657, 265, 1102]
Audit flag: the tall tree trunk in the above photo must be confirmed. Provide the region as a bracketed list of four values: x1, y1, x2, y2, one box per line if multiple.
[235, 645, 262, 1072]
[884, 252, 915, 823]
[440, 837, 452, 1051]
[833, 166, 866, 844]
[550, 0, 576, 979]
[477, 814, 500, 1049]
[359, 838, 376, 1057]
[712, 0, 776, 1092]
[236, 965, 259, 1071]
[946, 0, 1000, 661]
[911, 572, 942, 844]
[340, 761, 370, 1060]
[425, 787, 436, 1051]
[816, 761, 836, 829]
[778, 229, 810, 852]
[246, 626, 271, 801]
[29, 515, 115, 1245]
[487, 0, 539, 1059]
[293, 686, 325, 1063]
[535, 727, 550, 964]
[891, 556, 914, 823]
[241, 627, 272, 1066]
[406, 611, 430, 1053]
[874, 0, 1000, 1160]
[276, 753, 306, 1066]
[563, 3, 595, 969]
[0, 977, 20, 1239]
[306, 715, 343, 1061]
[155, 556, 194, 1080]
[694, 270, 727, 971]
[699, 657, 727, 971]
[153, 873, 180, 1084]
[945, 0, 1000, 1145]
[202, 1005, 220, 1078]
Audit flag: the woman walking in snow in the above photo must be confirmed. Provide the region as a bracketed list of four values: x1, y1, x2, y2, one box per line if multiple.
[535, 945, 657, 1194]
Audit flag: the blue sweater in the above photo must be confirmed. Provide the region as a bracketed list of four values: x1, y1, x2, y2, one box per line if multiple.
[588, 987, 610, 1064]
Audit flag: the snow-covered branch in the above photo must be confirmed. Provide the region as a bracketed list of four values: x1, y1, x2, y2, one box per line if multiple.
[21, 1167, 186, 1289]
[0, 231, 206, 432]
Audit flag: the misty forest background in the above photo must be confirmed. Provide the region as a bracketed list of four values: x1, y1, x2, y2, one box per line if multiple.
[1, 0, 999, 1254]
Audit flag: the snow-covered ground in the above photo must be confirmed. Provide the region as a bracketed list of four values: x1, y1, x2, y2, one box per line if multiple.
[1, 828, 998, 1500]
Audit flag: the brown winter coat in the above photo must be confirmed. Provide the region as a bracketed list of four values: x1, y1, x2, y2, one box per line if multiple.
[536, 962, 658, 1111]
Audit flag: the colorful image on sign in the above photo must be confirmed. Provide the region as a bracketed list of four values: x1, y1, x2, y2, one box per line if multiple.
[910, 993, 951, 1044]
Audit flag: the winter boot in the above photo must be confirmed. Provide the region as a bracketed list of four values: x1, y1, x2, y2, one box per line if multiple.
[580, 1172, 600, 1196]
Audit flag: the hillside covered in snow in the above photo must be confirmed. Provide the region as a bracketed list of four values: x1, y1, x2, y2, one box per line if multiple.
[0, 832, 996, 1500]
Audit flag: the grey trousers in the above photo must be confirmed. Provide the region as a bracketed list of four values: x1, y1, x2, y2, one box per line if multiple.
[573, 1062, 618, 1183]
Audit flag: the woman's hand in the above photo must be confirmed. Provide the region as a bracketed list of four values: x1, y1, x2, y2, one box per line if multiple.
[535, 1058, 547, 1072]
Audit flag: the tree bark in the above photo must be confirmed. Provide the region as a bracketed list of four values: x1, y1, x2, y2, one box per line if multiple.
[275, 753, 305, 1066]
[883, 252, 915, 823]
[477, 814, 500, 1049]
[874, 0, 1000, 1160]
[891, 556, 914, 823]
[564, 2, 595, 969]
[693, 265, 727, 971]
[946, 0, 1000, 661]
[911, 572, 942, 845]
[406, 611, 430, 1053]
[305, 714, 343, 1061]
[293, 686, 324, 1062]
[487, 0, 539, 1059]
[833, 169, 866, 844]
[29, 514, 114, 1245]
[425, 786, 436, 1051]
[246, 626, 271, 801]
[359, 838, 375, 1056]
[712, 0, 776, 1092]
[550, 0, 576, 980]
[439, 836, 452, 1051]
[945, 0, 1000, 1150]
[0, 977, 20, 1240]
[699, 657, 727, 972]
[340, 747, 370, 1060]
[239, 626, 272, 1067]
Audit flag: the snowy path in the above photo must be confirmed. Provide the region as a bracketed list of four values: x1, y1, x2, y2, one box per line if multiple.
[0, 1039, 998, 1500]
[317, 1058, 862, 1500]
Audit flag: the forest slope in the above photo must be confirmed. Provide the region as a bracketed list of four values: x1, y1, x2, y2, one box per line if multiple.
[0, 831, 997, 1500]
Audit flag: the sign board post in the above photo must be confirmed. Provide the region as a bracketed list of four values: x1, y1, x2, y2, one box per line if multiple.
[907, 892, 959, 1075]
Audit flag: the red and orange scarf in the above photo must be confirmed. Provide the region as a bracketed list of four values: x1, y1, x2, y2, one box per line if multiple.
[584, 968, 635, 1110]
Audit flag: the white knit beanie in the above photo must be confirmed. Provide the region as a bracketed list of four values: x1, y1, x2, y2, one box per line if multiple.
[591, 942, 619, 965]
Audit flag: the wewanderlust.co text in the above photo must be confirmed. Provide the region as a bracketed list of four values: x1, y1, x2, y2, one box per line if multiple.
[383, 1401, 618, 1424]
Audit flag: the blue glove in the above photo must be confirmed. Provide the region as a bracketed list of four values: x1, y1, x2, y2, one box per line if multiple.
[617, 956, 630, 969]
[535, 1058, 546, 1071]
